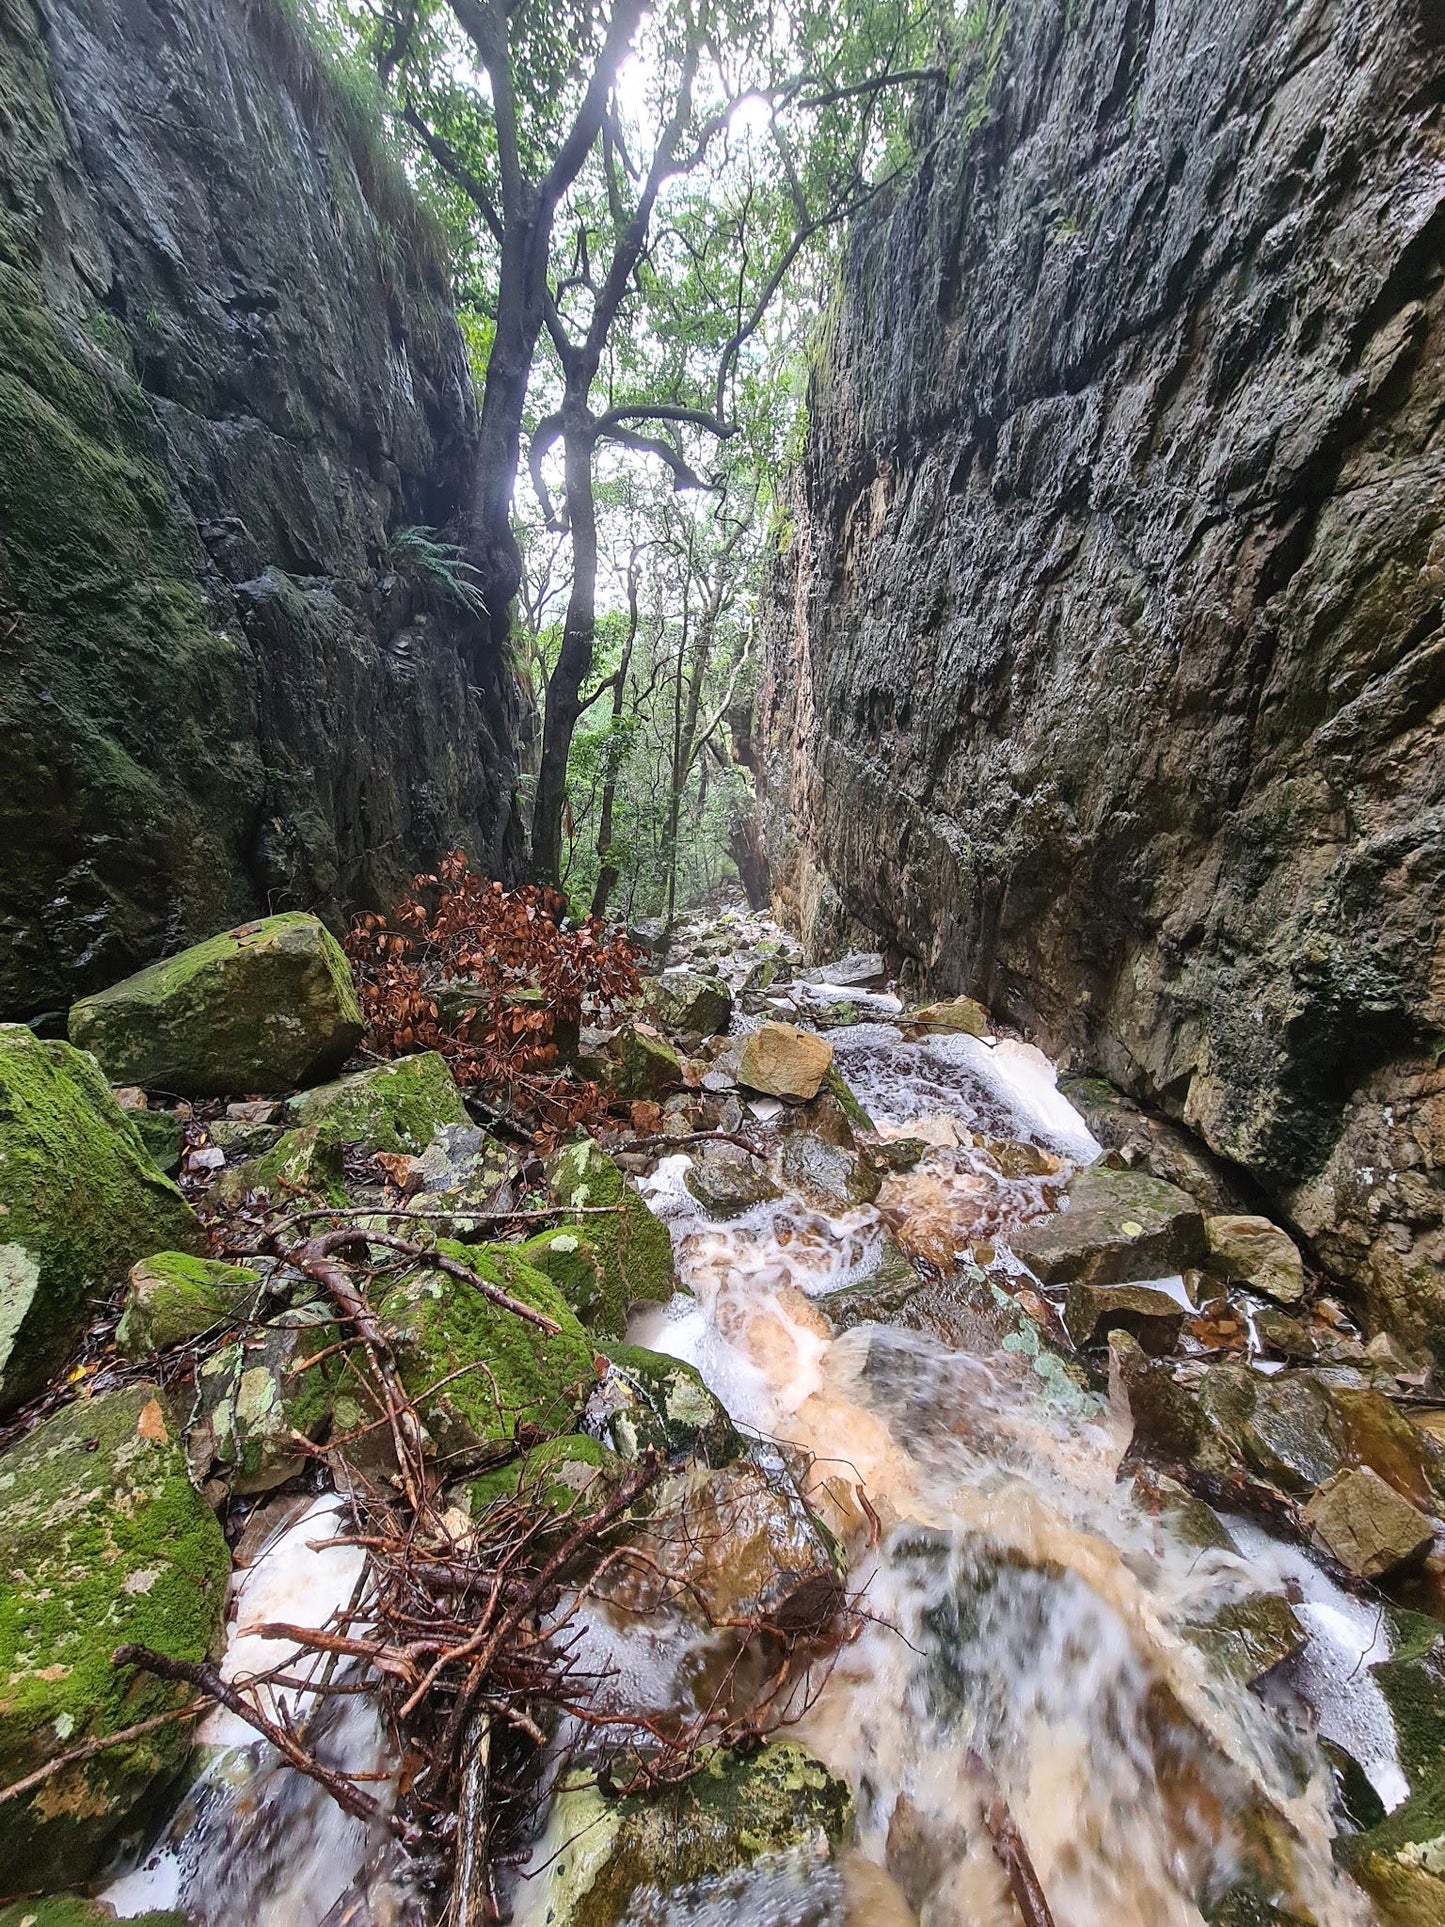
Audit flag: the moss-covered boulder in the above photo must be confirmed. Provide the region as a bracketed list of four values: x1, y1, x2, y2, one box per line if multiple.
[0, 1385, 229, 1891]
[604, 1024, 684, 1101]
[285, 1050, 469, 1154]
[0, 1900, 187, 1927]
[213, 1122, 348, 1210]
[0, 1027, 202, 1414]
[519, 1744, 854, 1927]
[67, 912, 363, 1097]
[115, 1251, 262, 1359]
[377, 1241, 597, 1456]
[129, 1108, 185, 1177]
[187, 1304, 340, 1495]
[466, 1432, 622, 1521]
[544, 1139, 677, 1336]
[585, 1343, 743, 1467]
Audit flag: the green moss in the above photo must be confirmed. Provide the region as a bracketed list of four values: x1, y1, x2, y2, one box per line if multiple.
[0, 1899, 186, 1927]
[823, 1062, 875, 1136]
[69, 913, 363, 1097]
[217, 1122, 349, 1209]
[378, 1241, 597, 1454]
[115, 1251, 261, 1358]
[605, 1025, 684, 1101]
[130, 1109, 185, 1176]
[544, 1139, 677, 1337]
[191, 1304, 340, 1493]
[466, 1432, 619, 1518]
[0, 1027, 201, 1412]
[526, 1744, 854, 1927]
[0, 1385, 229, 1890]
[595, 1342, 743, 1467]
[286, 1050, 468, 1153]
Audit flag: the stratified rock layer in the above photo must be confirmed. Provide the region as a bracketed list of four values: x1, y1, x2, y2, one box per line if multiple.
[757, 0, 1445, 1346]
[0, 0, 517, 1020]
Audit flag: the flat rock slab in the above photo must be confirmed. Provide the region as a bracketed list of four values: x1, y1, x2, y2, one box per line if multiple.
[1063, 1280, 1185, 1356]
[69, 912, 363, 1097]
[1205, 1213, 1306, 1304]
[737, 1021, 832, 1101]
[1011, 1164, 1206, 1287]
[1304, 1466, 1436, 1579]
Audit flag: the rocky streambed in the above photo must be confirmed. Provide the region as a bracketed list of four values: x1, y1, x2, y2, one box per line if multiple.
[1, 901, 1444, 1925]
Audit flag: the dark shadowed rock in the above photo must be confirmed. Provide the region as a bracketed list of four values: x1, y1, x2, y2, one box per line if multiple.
[1063, 1281, 1185, 1356]
[642, 969, 733, 1036]
[685, 1141, 782, 1218]
[756, 0, 1445, 1354]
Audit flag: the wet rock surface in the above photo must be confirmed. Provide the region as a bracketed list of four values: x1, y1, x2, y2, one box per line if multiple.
[757, 0, 1445, 1352]
[1011, 1164, 1206, 1287]
[737, 1021, 833, 1101]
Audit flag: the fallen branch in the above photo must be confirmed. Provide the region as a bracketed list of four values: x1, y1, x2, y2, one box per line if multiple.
[0, 1698, 212, 1808]
[968, 1749, 1055, 1927]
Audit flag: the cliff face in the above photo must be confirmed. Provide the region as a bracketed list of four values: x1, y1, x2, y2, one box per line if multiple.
[0, 0, 518, 1018]
[759, 0, 1445, 1343]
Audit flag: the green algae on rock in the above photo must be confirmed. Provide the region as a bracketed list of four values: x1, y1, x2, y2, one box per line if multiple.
[466, 1432, 621, 1521]
[214, 1122, 348, 1209]
[640, 970, 733, 1037]
[0, 1385, 229, 1892]
[1010, 1164, 1207, 1288]
[285, 1050, 469, 1154]
[378, 1240, 597, 1454]
[587, 1343, 743, 1467]
[0, 1899, 187, 1927]
[603, 1024, 684, 1101]
[0, 1026, 202, 1414]
[115, 1251, 262, 1359]
[68, 912, 363, 1097]
[518, 1743, 854, 1927]
[545, 1139, 677, 1336]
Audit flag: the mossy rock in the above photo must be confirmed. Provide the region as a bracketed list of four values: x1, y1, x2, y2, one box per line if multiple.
[1010, 1163, 1207, 1287]
[285, 1050, 468, 1154]
[129, 1109, 185, 1177]
[640, 971, 733, 1037]
[187, 1303, 341, 1495]
[521, 1743, 854, 1927]
[0, 1384, 230, 1891]
[377, 1241, 597, 1456]
[466, 1432, 622, 1520]
[822, 1061, 875, 1136]
[116, 1251, 262, 1359]
[605, 1024, 684, 1101]
[0, 1027, 202, 1414]
[68, 912, 363, 1097]
[0, 1900, 186, 1927]
[544, 1139, 677, 1337]
[586, 1342, 743, 1467]
[214, 1122, 348, 1209]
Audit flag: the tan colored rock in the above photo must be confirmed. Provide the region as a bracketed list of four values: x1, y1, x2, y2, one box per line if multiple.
[1205, 1214, 1306, 1305]
[1303, 1466, 1435, 1579]
[905, 996, 989, 1036]
[737, 1020, 833, 1101]
[1063, 1280, 1186, 1356]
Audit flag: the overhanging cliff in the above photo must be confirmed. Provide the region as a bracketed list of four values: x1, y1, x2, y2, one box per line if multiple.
[759, 0, 1445, 1341]
[0, 0, 519, 1018]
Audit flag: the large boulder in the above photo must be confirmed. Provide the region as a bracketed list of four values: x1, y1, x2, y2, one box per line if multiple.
[68, 913, 363, 1097]
[779, 1129, 881, 1214]
[0, 1386, 229, 1891]
[685, 1141, 782, 1218]
[519, 1744, 853, 1927]
[285, 1050, 469, 1153]
[737, 1022, 833, 1101]
[544, 1139, 677, 1336]
[602, 1024, 684, 1101]
[1302, 1468, 1435, 1581]
[1010, 1165, 1206, 1288]
[0, 1028, 202, 1414]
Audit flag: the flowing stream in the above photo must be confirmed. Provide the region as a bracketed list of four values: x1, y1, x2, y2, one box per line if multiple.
[107, 924, 1402, 1925]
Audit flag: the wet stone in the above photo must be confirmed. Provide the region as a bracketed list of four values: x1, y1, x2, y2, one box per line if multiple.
[1063, 1280, 1186, 1356]
[737, 1021, 833, 1101]
[1010, 1164, 1207, 1288]
[1205, 1215, 1306, 1307]
[904, 996, 989, 1036]
[1185, 1593, 1307, 1686]
[1304, 1467, 1436, 1580]
[1197, 1365, 1346, 1496]
[641, 969, 733, 1037]
[685, 1141, 781, 1217]
[779, 1130, 881, 1214]
[584, 1343, 742, 1467]
[1253, 1307, 1318, 1361]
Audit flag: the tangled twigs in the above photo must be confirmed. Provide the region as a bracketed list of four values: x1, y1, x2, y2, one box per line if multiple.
[113, 1646, 383, 1825]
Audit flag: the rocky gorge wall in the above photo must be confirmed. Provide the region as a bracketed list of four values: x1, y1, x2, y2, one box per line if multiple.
[0, 0, 519, 1020]
[758, 0, 1445, 1344]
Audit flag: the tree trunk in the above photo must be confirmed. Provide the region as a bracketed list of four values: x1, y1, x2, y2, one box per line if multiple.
[531, 401, 598, 885]
[590, 560, 641, 919]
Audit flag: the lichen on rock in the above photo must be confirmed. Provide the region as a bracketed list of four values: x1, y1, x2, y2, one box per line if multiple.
[544, 1139, 677, 1336]
[115, 1251, 262, 1359]
[284, 1050, 469, 1154]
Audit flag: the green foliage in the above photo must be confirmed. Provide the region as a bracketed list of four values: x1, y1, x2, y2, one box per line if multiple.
[387, 523, 488, 615]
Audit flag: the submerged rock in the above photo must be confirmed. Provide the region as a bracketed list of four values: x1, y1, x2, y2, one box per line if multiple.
[544, 1138, 677, 1336]
[68, 913, 363, 1097]
[1063, 1280, 1185, 1356]
[1205, 1215, 1306, 1306]
[285, 1050, 468, 1154]
[1010, 1164, 1206, 1288]
[642, 970, 733, 1037]
[737, 1022, 833, 1101]
[0, 1027, 202, 1413]
[519, 1744, 854, 1927]
[685, 1141, 781, 1218]
[115, 1251, 262, 1359]
[1303, 1468, 1435, 1580]
[0, 1386, 229, 1890]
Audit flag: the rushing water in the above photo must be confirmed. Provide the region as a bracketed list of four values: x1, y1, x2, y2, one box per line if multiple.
[107, 934, 1400, 1926]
